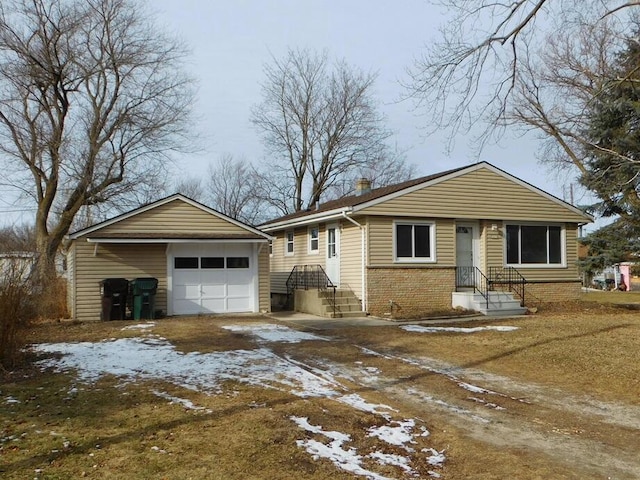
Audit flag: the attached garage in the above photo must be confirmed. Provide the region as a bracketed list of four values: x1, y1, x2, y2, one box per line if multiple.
[66, 194, 272, 322]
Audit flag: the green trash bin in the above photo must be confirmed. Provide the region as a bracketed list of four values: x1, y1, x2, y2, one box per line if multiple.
[130, 277, 158, 320]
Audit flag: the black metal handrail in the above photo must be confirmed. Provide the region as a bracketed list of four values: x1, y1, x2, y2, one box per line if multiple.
[455, 266, 490, 309]
[488, 267, 526, 307]
[286, 264, 337, 316]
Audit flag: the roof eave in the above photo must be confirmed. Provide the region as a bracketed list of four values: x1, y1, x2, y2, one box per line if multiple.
[85, 237, 271, 244]
[260, 207, 353, 232]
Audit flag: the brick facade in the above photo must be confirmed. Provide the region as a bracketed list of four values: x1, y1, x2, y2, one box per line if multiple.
[367, 266, 455, 318]
[523, 281, 582, 305]
[366, 267, 581, 317]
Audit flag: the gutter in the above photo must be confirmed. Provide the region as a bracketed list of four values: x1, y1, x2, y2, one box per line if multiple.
[341, 211, 367, 313]
[260, 207, 351, 231]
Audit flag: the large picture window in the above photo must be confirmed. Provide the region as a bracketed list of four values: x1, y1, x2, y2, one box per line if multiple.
[506, 224, 563, 265]
[394, 222, 435, 262]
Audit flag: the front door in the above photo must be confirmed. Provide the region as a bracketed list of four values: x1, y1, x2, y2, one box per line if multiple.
[325, 223, 340, 286]
[456, 223, 478, 287]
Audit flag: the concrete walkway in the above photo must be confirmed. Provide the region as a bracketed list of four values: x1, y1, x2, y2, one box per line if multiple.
[266, 310, 500, 330]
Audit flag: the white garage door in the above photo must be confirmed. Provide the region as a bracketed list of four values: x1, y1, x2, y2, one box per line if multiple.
[171, 243, 256, 315]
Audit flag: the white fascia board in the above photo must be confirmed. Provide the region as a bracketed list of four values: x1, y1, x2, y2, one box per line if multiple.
[260, 208, 351, 232]
[85, 238, 270, 244]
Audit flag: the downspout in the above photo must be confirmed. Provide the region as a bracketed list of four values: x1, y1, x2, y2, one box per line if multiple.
[341, 211, 367, 312]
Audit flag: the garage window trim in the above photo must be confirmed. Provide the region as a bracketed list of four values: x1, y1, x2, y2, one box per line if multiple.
[175, 257, 199, 269]
[227, 257, 250, 269]
[201, 257, 224, 269]
[174, 256, 250, 269]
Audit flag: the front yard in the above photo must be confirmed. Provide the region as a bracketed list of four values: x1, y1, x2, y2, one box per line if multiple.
[2, 302, 639, 479]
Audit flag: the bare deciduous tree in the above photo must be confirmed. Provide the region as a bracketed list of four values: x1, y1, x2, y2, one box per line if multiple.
[506, 18, 625, 173]
[252, 48, 397, 214]
[0, 224, 35, 253]
[173, 176, 207, 204]
[207, 154, 264, 225]
[322, 147, 416, 200]
[0, 0, 194, 282]
[406, 0, 639, 152]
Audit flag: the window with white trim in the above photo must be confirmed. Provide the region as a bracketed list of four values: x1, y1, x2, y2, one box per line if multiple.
[308, 226, 319, 253]
[285, 230, 294, 256]
[506, 224, 563, 266]
[394, 222, 435, 262]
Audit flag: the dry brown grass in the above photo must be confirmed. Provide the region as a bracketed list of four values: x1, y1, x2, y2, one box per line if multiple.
[3, 305, 640, 479]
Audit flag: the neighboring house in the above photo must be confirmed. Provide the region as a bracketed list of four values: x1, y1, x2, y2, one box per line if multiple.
[66, 194, 272, 322]
[261, 162, 593, 318]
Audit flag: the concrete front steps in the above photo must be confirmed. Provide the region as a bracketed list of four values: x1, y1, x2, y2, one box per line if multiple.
[319, 289, 365, 318]
[294, 288, 365, 318]
[452, 290, 527, 316]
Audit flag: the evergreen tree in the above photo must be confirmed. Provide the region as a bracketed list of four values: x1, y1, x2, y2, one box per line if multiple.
[581, 31, 640, 232]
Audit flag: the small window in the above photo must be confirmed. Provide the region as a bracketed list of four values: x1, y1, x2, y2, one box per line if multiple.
[227, 257, 249, 269]
[285, 230, 294, 256]
[309, 226, 319, 253]
[269, 240, 273, 256]
[201, 257, 224, 269]
[394, 222, 435, 262]
[174, 257, 198, 269]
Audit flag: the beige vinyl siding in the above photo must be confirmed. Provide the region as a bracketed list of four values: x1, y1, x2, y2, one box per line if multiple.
[339, 218, 364, 298]
[359, 167, 588, 223]
[485, 222, 581, 281]
[74, 241, 167, 322]
[270, 224, 327, 272]
[484, 221, 503, 272]
[66, 244, 76, 319]
[98, 199, 249, 235]
[258, 246, 270, 312]
[368, 216, 455, 266]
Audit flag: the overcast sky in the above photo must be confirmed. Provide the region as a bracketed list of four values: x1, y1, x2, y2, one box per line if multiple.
[0, 1, 594, 229]
[152, 0, 581, 197]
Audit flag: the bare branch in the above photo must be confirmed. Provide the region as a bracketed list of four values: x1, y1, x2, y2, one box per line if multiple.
[0, 0, 195, 280]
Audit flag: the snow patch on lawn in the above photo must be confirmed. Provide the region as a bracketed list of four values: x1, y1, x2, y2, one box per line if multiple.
[32, 324, 445, 479]
[292, 416, 444, 480]
[401, 325, 519, 334]
[121, 322, 156, 331]
[458, 382, 496, 395]
[337, 393, 397, 420]
[34, 337, 340, 397]
[152, 390, 212, 412]
[222, 324, 328, 343]
[368, 419, 418, 450]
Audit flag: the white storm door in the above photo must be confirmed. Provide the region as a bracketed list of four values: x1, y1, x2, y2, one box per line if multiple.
[456, 225, 475, 268]
[325, 223, 340, 286]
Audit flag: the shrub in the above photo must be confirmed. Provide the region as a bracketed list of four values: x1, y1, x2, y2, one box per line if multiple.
[0, 259, 36, 369]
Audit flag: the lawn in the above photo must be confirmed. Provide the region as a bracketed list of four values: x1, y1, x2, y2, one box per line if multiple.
[2, 303, 639, 479]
